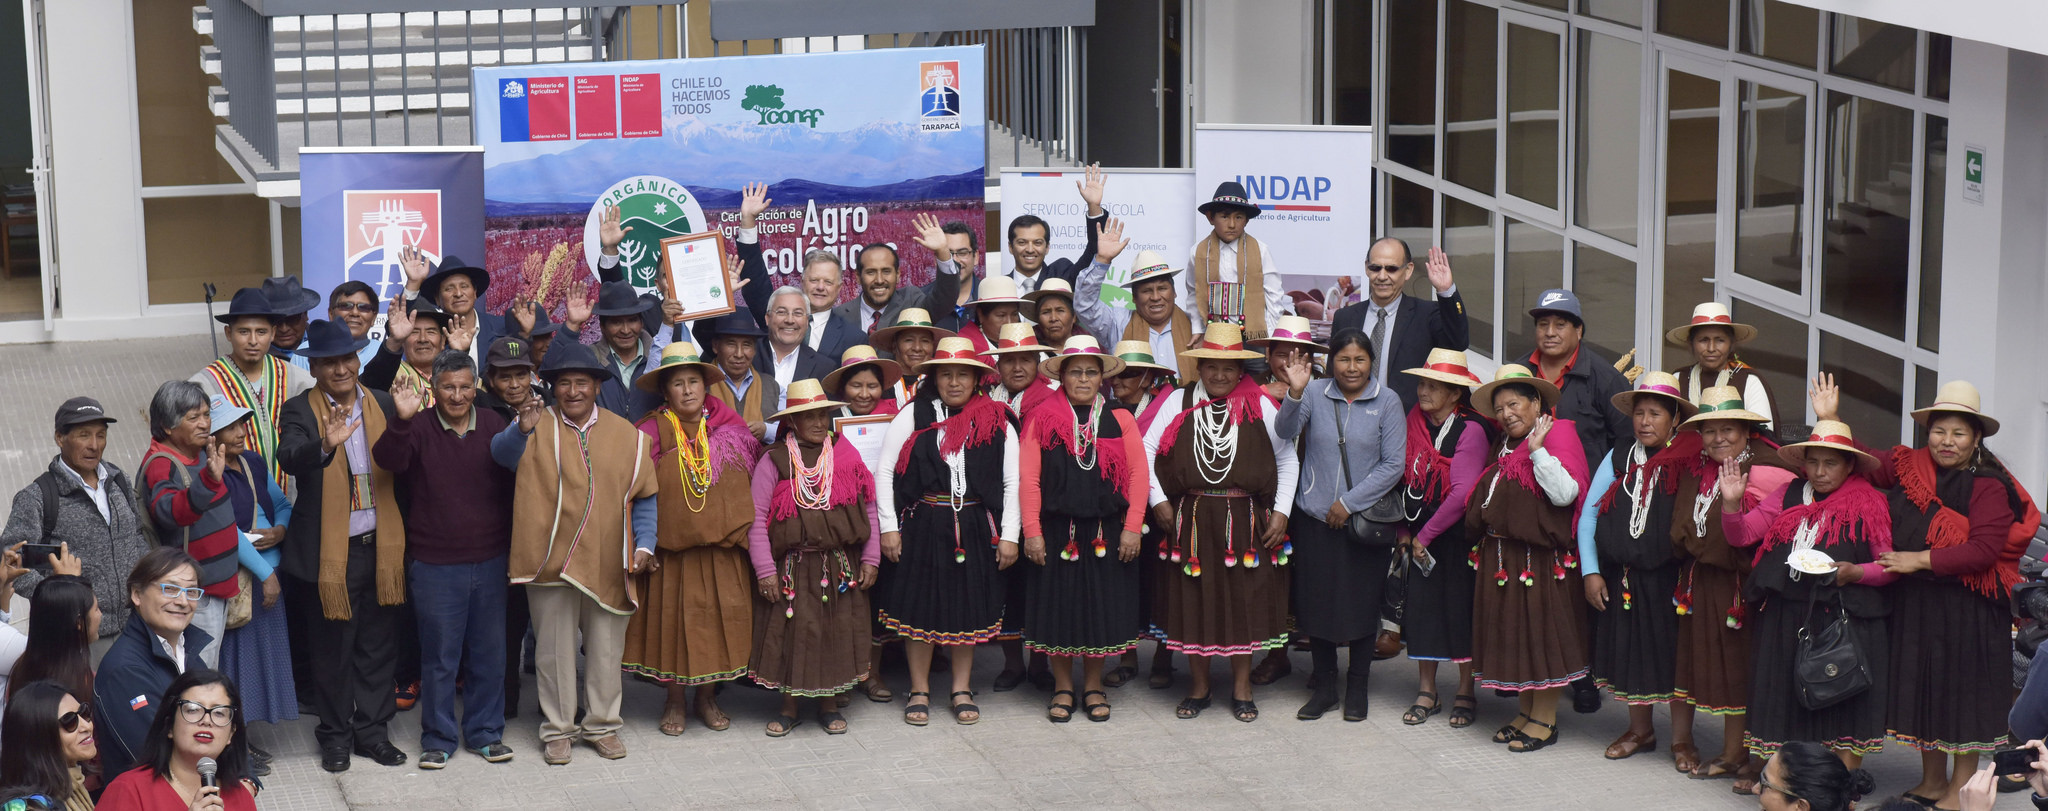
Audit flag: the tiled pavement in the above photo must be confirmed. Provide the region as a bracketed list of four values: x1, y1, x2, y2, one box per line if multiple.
[0, 336, 2030, 809]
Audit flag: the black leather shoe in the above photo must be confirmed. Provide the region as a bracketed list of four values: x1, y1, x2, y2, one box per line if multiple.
[353, 741, 408, 767]
[320, 748, 351, 773]
[1295, 671, 1339, 720]
[1571, 679, 1602, 714]
[1342, 670, 1370, 722]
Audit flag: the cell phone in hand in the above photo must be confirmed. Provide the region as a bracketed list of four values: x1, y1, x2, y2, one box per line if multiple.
[1994, 748, 2037, 776]
[19, 543, 62, 569]
[1415, 546, 1437, 577]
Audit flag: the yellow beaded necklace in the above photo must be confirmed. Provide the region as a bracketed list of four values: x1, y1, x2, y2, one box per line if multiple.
[663, 408, 714, 512]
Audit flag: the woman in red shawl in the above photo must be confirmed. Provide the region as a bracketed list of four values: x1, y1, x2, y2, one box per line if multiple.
[1396, 349, 1492, 729]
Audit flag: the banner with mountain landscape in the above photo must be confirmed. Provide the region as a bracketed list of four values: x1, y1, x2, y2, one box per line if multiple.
[471, 46, 986, 316]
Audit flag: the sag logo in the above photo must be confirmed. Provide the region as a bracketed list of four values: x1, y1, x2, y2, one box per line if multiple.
[919, 60, 963, 132]
[581, 176, 708, 294]
[343, 190, 442, 301]
[741, 84, 825, 127]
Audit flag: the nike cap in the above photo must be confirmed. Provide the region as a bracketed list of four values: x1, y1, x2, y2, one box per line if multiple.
[1528, 288, 1584, 324]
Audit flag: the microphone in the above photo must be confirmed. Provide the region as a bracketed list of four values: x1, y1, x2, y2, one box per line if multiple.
[197, 757, 218, 789]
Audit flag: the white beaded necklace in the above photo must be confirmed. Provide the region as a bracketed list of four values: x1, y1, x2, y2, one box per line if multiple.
[935, 402, 967, 511]
[1479, 442, 1516, 509]
[1073, 396, 1102, 472]
[1403, 412, 1458, 522]
[1193, 396, 1240, 485]
[1623, 442, 1664, 539]
[1692, 449, 1751, 536]
[1789, 481, 1819, 552]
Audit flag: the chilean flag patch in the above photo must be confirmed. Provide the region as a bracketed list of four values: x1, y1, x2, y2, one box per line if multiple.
[129, 695, 148, 711]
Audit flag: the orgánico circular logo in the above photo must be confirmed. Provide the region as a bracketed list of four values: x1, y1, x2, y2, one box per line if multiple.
[582, 175, 707, 294]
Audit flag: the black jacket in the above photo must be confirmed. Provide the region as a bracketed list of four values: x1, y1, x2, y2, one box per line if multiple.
[275, 387, 401, 584]
[732, 238, 853, 381]
[1331, 289, 1472, 409]
[93, 612, 211, 778]
[1529, 344, 1633, 473]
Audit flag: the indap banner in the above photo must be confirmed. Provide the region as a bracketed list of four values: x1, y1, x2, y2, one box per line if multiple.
[997, 167, 1194, 311]
[1192, 124, 1373, 315]
[471, 47, 987, 313]
[298, 147, 486, 337]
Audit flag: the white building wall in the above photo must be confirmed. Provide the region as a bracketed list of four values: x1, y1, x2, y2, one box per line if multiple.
[1780, 0, 2048, 60]
[1193, 0, 1315, 127]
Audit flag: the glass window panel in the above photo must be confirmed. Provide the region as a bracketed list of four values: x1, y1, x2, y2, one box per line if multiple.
[1573, 243, 1637, 363]
[1385, 0, 1438, 171]
[1504, 219, 1564, 359]
[1443, 196, 1497, 358]
[1388, 175, 1437, 299]
[1506, 25, 1563, 209]
[144, 197, 273, 305]
[1919, 115, 1946, 352]
[1912, 364, 1938, 445]
[1927, 34, 1952, 101]
[1330, 0, 1372, 126]
[134, 0, 243, 185]
[1819, 330, 1903, 449]
[1820, 91, 1912, 341]
[1729, 299, 1809, 440]
[1524, 0, 1567, 9]
[1658, 0, 1729, 48]
[1734, 81, 1806, 294]
[1738, 0, 1818, 69]
[1444, 1, 1498, 192]
[1575, 31, 1641, 244]
[1662, 70, 1721, 370]
[1830, 15, 1917, 92]
[1582, 0, 1642, 27]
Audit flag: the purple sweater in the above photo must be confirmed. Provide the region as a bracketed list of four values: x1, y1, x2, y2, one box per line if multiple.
[371, 408, 516, 565]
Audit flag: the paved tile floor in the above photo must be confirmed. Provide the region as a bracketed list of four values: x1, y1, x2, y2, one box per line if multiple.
[0, 335, 2032, 809]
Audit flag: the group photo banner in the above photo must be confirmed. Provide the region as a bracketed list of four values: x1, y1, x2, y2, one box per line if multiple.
[472, 46, 988, 314]
[998, 167, 1194, 312]
[298, 147, 487, 342]
[1192, 124, 1373, 322]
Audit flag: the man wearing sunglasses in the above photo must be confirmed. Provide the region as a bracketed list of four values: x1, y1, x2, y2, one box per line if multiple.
[290, 282, 385, 371]
[1329, 238, 1469, 410]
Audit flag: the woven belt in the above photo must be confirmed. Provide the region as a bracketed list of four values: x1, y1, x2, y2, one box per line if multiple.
[1187, 488, 1251, 498]
[919, 492, 980, 507]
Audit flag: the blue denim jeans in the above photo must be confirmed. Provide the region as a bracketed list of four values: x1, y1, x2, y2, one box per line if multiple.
[409, 555, 508, 752]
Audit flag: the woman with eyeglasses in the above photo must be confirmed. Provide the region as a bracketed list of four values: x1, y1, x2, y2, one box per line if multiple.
[95, 670, 255, 811]
[1753, 740, 1875, 811]
[0, 681, 98, 811]
[90, 548, 209, 780]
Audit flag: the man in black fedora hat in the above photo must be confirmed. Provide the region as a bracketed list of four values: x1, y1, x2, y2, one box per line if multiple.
[361, 295, 457, 400]
[692, 309, 778, 441]
[1185, 180, 1287, 339]
[191, 287, 315, 495]
[401, 246, 505, 370]
[557, 280, 666, 421]
[263, 275, 324, 362]
[489, 340, 658, 766]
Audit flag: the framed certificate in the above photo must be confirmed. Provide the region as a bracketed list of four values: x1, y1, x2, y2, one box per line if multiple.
[833, 412, 896, 474]
[657, 230, 737, 321]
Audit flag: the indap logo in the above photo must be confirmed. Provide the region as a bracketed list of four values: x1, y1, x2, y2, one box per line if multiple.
[1234, 174, 1334, 212]
[741, 84, 824, 127]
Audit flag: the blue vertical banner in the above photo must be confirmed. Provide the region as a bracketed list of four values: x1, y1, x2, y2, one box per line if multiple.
[497, 78, 531, 142]
[298, 147, 486, 322]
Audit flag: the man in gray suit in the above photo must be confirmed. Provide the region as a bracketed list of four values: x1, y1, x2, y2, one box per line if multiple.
[829, 213, 961, 359]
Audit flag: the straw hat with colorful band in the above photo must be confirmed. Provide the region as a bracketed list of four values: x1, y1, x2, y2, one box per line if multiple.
[1247, 314, 1327, 352]
[920, 336, 995, 373]
[984, 322, 1054, 356]
[768, 378, 847, 421]
[821, 344, 902, 394]
[1179, 322, 1263, 361]
[1665, 301, 1758, 346]
[870, 308, 957, 348]
[1472, 364, 1560, 417]
[1400, 348, 1483, 390]
[1610, 371, 1700, 421]
[1021, 278, 1077, 320]
[1911, 380, 2000, 436]
[1041, 336, 1128, 379]
[1778, 419, 1880, 471]
[635, 341, 726, 393]
[971, 275, 1028, 307]
[1110, 340, 1174, 374]
[1679, 385, 1770, 428]
[1121, 250, 1181, 288]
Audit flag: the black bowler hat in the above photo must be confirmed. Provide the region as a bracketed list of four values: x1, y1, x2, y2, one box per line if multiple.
[526, 303, 562, 337]
[295, 319, 372, 358]
[690, 308, 768, 350]
[261, 276, 322, 316]
[537, 339, 614, 384]
[404, 296, 455, 328]
[591, 281, 654, 318]
[54, 396, 117, 433]
[215, 287, 283, 324]
[422, 256, 490, 305]
[1197, 181, 1262, 219]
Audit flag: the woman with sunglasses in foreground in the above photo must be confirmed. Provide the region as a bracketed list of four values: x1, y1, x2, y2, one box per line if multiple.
[0, 681, 98, 811]
[96, 670, 256, 811]
[91, 548, 210, 779]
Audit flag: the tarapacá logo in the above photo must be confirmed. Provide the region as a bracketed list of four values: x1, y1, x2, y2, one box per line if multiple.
[741, 84, 825, 127]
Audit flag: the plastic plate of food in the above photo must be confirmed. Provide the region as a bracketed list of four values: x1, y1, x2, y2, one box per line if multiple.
[1786, 548, 1836, 576]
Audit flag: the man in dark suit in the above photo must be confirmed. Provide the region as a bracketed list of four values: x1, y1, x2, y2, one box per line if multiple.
[829, 213, 961, 357]
[277, 319, 409, 773]
[726, 184, 853, 387]
[999, 163, 1109, 294]
[1330, 239, 1472, 409]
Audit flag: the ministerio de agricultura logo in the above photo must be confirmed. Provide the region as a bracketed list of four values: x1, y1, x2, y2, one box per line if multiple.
[581, 176, 708, 294]
[741, 84, 825, 127]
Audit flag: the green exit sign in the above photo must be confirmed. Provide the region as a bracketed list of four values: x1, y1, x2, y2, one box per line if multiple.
[1963, 144, 1986, 205]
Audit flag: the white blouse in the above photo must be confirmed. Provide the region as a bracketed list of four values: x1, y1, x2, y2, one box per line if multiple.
[873, 402, 1022, 544]
[1139, 388, 1299, 513]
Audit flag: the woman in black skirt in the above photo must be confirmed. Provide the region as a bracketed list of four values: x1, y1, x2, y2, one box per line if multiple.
[1573, 371, 1698, 761]
[1018, 337, 1150, 722]
[1816, 377, 2036, 809]
[1272, 329, 1406, 722]
[1719, 410, 1895, 770]
[1395, 349, 1491, 728]
[873, 337, 1021, 726]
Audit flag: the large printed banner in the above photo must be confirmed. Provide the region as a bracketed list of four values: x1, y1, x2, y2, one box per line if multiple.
[1192, 124, 1373, 319]
[997, 168, 1195, 311]
[472, 47, 987, 313]
[299, 148, 487, 336]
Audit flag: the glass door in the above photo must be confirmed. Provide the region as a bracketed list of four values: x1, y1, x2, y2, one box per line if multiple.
[1653, 54, 1724, 370]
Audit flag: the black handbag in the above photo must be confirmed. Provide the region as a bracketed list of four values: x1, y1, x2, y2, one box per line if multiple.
[1333, 394, 1401, 547]
[1793, 587, 1872, 711]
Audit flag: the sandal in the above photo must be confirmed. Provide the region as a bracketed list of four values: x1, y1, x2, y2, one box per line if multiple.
[950, 690, 980, 725]
[764, 714, 802, 738]
[1047, 689, 1076, 723]
[1249, 651, 1292, 685]
[816, 709, 848, 735]
[1175, 694, 1211, 719]
[1082, 690, 1111, 722]
[1447, 694, 1477, 728]
[698, 702, 731, 732]
[1103, 664, 1137, 689]
[1506, 717, 1558, 753]
[1670, 741, 1701, 773]
[1689, 756, 1744, 780]
[856, 678, 895, 703]
[1492, 713, 1531, 743]
[1402, 691, 1441, 726]
[1731, 758, 1764, 795]
[902, 691, 931, 727]
[1232, 699, 1259, 723]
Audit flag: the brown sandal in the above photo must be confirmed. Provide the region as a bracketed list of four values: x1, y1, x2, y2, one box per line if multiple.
[1730, 758, 1764, 794]
[1690, 755, 1745, 780]
[1603, 729, 1657, 760]
[1670, 741, 1701, 773]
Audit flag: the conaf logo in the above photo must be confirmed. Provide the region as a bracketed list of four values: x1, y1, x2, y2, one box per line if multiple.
[741, 84, 825, 127]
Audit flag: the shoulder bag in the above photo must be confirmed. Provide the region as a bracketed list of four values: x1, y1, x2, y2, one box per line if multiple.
[1793, 586, 1871, 710]
[1333, 390, 1402, 547]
